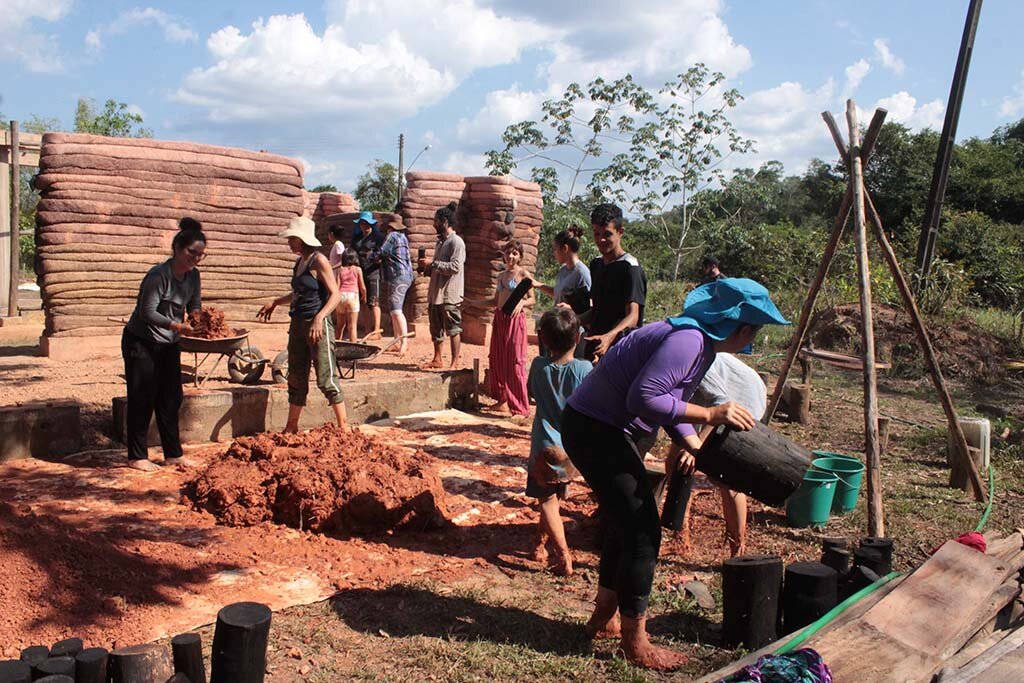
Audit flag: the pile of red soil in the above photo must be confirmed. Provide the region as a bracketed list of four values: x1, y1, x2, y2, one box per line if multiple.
[186, 307, 234, 339]
[186, 425, 449, 535]
[809, 303, 1015, 381]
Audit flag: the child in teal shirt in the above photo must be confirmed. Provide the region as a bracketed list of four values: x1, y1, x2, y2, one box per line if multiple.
[527, 307, 592, 575]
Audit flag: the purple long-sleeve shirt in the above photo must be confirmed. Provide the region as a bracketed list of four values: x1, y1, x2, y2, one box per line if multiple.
[567, 322, 716, 444]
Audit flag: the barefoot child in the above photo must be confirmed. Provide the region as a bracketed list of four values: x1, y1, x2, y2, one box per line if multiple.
[527, 307, 592, 575]
[484, 240, 534, 415]
[335, 250, 366, 342]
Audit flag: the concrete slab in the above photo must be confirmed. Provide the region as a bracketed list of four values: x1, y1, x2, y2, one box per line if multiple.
[0, 400, 82, 461]
[113, 369, 475, 446]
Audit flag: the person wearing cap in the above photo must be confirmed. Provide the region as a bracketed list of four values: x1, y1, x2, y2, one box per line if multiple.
[699, 255, 723, 285]
[352, 211, 385, 340]
[257, 216, 347, 432]
[380, 216, 414, 356]
[561, 277, 789, 671]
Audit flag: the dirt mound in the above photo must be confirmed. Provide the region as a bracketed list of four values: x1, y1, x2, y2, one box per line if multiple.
[809, 304, 1015, 381]
[186, 425, 449, 535]
[187, 306, 234, 339]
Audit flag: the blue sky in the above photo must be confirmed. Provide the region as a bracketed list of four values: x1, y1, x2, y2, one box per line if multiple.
[2, 1, 1023, 192]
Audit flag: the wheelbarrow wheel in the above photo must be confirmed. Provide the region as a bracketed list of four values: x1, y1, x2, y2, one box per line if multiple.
[271, 350, 289, 384]
[228, 347, 266, 384]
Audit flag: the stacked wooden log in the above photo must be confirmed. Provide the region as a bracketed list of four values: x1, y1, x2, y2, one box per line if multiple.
[399, 172, 466, 322]
[460, 176, 543, 343]
[35, 133, 306, 338]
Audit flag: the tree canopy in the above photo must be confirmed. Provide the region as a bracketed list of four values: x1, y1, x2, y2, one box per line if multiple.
[353, 159, 399, 212]
[74, 98, 152, 138]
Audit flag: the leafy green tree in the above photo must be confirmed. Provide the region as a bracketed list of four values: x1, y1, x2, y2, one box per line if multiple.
[353, 160, 399, 212]
[22, 114, 60, 135]
[310, 183, 339, 193]
[74, 98, 152, 137]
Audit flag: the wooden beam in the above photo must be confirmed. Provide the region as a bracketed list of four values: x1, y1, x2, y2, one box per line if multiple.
[763, 186, 851, 423]
[860, 108, 889, 162]
[846, 100, 884, 537]
[822, 111, 849, 160]
[8, 121, 19, 319]
[864, 194, 987, 502]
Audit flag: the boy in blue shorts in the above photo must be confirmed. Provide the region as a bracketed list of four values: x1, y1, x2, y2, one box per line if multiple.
[527, 307, 592, 576]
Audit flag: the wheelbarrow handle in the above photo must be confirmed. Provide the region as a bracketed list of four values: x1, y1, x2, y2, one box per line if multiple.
[378, 332, 416, 354]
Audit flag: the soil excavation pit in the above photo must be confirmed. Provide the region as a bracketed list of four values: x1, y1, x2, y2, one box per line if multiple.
[188, 425, 449, 535]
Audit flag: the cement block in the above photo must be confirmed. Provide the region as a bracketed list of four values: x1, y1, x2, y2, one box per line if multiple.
[0, 400, 82, 461]
[113, 370, 475, 446]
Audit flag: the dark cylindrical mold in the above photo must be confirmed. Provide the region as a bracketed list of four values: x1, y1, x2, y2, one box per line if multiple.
[841, 564, 881, 600]
[33, 657, 76, 679]
[34, 676, 74, 683]
[721, 554, 784, 649]
[0, 659, 31, 683]
[18, 647, 48, 668]
[75, 648, 109, 683]
[172, 632, 206, 683]
[660, 471, 695, 531]
[821, 537, 849, 553]
[210, 602, 272, 683]
[697, 422, 814, 506]
[859, 537, 894, 574]
[48, 639, 82, 659]
[782, 562, 839, 633]
[854, 546, 889, 576]
[109, 643, 173, 683]
[821, 547, 852, 576]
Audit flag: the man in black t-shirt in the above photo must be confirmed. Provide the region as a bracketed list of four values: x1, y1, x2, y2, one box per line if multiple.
[699, 255, 723, 285]
[578, 203, 647, 361]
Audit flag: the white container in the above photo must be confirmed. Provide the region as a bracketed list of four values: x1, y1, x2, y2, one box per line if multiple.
[947, 417, 991, 471]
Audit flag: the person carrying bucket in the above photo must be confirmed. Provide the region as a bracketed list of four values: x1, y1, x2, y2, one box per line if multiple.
[561, 278, 789, 670]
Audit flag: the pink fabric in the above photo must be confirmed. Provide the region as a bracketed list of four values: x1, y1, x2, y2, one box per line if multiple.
[337, 266, 359, 293]
[489, 306, 529, 415]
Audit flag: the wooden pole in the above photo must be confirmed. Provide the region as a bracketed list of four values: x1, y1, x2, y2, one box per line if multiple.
[210, 602, 272, 683]
[171, 633, 206, 683]
[846, 99, 885, 538]
[8, 120, 19, 318]
[864, 194, 987, 501]
[721, 554, 784, 649]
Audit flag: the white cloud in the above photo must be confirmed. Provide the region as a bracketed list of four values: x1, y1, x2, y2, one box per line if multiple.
[86, 7, 198, 52]
[843, 59, 870, 96]
[456, 86, 545, 144]
[875, 91, 944, 129]
[873, 38, 905, 75]
[999, 70, 1024, 118]
[0, 0, 72, 73]
[440, 150, 488, 176]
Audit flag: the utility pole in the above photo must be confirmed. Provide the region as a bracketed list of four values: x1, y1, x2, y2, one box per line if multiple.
[396, 134, 405, 210]
[914, 0, 983, 289]
[8, 120, 19, 318]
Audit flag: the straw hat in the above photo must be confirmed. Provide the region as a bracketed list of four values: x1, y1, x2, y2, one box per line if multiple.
[278, 216, 321, 247]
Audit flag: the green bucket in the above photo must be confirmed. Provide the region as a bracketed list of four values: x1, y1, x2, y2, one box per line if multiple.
[811, 455, 865, 514]
[786, 470, 838, 527]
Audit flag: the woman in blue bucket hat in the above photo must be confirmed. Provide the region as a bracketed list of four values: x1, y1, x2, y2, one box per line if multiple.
[562, 277, 789, 670]
[352, 211, 385, 339]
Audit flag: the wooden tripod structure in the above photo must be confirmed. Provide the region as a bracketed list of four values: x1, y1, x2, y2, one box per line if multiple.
[763, 100, 987, 538]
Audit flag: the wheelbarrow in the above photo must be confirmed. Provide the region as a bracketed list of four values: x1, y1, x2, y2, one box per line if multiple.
[270, 332, 414, 383]
[179, 330, 266, 386]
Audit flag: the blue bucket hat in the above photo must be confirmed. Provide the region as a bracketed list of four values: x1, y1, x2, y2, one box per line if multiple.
[354, 211, 378, 225]
[667, 277, 790, 341]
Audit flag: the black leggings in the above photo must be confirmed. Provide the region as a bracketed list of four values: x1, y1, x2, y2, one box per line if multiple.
[562, 405, 661, 617]
[122, 329, 183, 461]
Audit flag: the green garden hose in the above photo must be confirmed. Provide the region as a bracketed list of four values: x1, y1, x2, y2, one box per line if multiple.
[974, 465, 996, 532]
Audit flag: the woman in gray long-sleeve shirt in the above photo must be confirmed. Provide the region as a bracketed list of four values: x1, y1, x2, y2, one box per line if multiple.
[122, 218, 206, 472]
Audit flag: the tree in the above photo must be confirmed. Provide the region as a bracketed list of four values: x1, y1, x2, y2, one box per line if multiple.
[310, 183, 338, 193]
[22, 114, 60, 135]
[352, 160, 399, 212]
[487, 65, 753, 280]
[74, 98, 152, 137]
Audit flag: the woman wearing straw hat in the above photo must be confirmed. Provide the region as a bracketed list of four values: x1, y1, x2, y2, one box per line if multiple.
[258, 216, 347, 432]
[561, 278, 789, 671]
[352, 211, 385, 340]
[380, 216, 414, 356]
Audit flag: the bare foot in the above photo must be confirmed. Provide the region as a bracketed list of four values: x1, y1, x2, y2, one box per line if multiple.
[128, 459, 160, 472]
[532, 543, 549, 564]
[585, 613, 621, 640]
[619, 617, 687, 671]
[551, 550, 574, 577]
[482, 402, 511, 416]
[420, 359, 444, 370]
[164, 456, 197, 467]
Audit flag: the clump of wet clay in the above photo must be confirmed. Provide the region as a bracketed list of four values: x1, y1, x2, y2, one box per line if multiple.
[186, 307, 234, 339]
[187, 425, 449, 535]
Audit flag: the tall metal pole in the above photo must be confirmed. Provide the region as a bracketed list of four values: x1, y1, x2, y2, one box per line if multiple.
[914, 0, 983, 287]
[396, 133, 405, 209]
[8, 120, 20, 318]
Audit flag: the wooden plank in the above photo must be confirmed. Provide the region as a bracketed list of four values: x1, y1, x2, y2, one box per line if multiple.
[814, 620, 933, 680]
[936, 626, 1024, 683]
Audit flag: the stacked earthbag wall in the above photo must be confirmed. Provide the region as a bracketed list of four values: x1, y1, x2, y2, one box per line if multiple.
[34, 132, 305, 337]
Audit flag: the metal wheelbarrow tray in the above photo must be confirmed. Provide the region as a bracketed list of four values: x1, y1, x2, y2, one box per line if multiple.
[179, 329, 266, 386]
